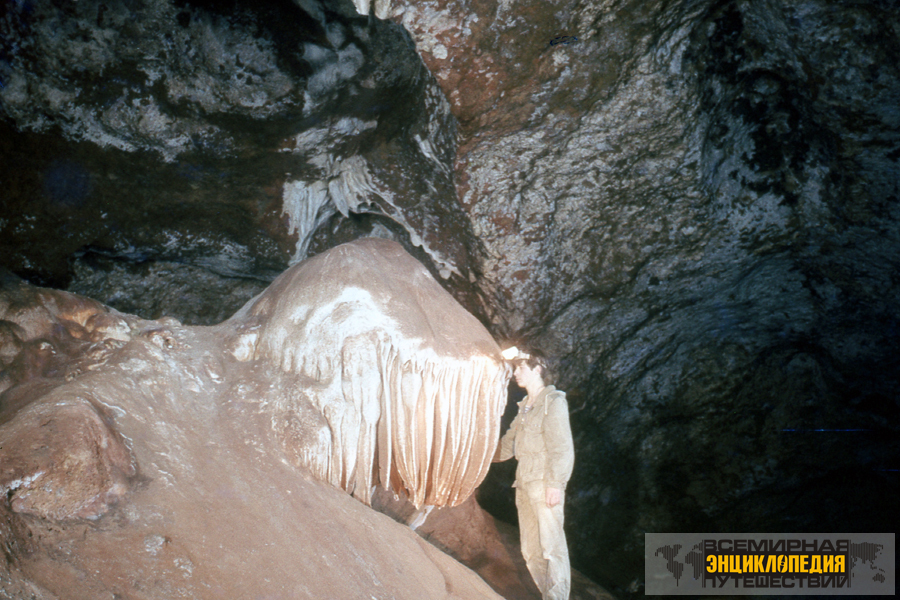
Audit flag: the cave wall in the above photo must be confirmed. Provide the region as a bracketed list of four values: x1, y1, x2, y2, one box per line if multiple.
[384, 0, 900, 591]
[0, 0, 481, 315]
[2, 0, 899, 596]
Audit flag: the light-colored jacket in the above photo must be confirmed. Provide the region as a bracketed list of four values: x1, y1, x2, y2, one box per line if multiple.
[497, 385, 575, 490]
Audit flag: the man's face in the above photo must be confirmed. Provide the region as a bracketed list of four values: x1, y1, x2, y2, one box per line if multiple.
[513, 363, 541, 389]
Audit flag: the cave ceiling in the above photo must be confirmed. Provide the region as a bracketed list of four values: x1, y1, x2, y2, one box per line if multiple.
[2, 0, 899, 595]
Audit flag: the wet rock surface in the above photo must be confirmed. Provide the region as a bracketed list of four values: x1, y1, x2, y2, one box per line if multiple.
[2, 0, 900, 597]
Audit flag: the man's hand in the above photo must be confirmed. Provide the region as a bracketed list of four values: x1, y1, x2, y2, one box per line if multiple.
[546, 487, 562, 507]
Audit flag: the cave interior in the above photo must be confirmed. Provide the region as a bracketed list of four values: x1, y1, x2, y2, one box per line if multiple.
[1, 0, 898, 597]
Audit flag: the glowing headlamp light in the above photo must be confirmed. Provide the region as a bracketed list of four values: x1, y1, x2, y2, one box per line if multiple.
[501, 346, 531, 361]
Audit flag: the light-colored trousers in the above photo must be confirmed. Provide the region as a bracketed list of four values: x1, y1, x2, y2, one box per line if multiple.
[516, 481, 571, 600]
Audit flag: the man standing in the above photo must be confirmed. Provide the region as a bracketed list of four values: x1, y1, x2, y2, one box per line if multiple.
[496, 349, 575, 600]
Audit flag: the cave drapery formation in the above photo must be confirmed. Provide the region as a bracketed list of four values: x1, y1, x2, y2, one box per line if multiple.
[1, 0, 899, 596]
[229, 238, 509, 508]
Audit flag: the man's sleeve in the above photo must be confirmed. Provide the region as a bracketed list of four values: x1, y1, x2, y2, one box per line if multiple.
[544, 392, 575, 490]
[496, 417, 518, 461]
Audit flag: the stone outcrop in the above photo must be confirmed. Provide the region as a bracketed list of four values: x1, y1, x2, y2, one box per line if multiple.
[0, 241, 507, 599]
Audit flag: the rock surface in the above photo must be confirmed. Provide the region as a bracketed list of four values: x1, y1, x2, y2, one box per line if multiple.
[0, 0, 473, 290]
[0, 241, 507, 599]
[372, 489, 615, 600]
[2, 0, 899, 596]
[390, 0, 900, 591]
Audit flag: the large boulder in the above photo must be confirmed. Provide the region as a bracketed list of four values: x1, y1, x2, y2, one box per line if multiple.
[0, 240, 507, 599]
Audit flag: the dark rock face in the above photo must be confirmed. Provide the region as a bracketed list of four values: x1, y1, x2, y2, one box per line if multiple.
[2, 0, 899, 597]
[389, 0, 900, 592]
[0, 0, 474, 296]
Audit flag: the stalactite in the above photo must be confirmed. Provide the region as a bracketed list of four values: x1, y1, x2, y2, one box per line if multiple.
[232, 238, 508, 507]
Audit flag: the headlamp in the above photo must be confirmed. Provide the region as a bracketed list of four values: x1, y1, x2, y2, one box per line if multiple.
[501, 346, 531, 361]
